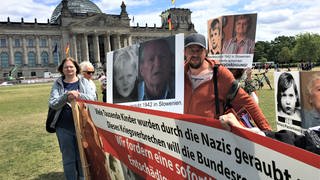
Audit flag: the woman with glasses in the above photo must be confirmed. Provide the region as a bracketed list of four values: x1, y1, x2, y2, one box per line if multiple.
[80, 61, 97, 99]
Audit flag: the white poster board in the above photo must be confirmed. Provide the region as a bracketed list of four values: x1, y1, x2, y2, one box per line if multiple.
[106, 34, 184, 113]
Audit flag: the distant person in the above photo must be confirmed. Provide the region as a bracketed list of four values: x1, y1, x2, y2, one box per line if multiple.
[99, 64, 107, 102]
[246, 68, 259, 103]
[275, 63, 279, 72]
[209, 18, 222, 55]
[303, 73, 320, 128]
[80, 61, 97, 100]
[138, 38, 175, 100]
[113, 45, 139, 103]
[48, 57, 97, 180]
[277, 72, 301, 126]
[222, 14, 255, 54]
[231, 68, 259, 104]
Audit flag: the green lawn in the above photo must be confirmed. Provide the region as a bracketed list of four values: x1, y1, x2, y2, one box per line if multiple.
[0, 76, 277, 179]
[254, 69, 277, 129]
[0, 83, 64, 180]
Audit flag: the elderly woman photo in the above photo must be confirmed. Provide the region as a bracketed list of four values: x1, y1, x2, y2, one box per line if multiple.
[303, 73, 320, 128]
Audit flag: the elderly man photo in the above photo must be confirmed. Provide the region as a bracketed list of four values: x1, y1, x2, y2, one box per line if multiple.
[138, 37, 175, 100]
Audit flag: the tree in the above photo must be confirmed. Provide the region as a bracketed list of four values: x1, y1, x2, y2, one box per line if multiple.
[293, 33, 320, 63]
[269, 36, 296, 63]
[259, 57, 267, 64]
[254, 33, 320, 67]
[278, 47, 292, 64]
[254, 41, 271, 62]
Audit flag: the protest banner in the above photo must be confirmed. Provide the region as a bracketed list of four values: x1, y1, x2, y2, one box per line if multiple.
[74, 99, 320, 180]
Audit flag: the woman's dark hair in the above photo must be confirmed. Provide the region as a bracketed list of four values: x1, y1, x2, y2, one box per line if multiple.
[57, 57, 81, 75]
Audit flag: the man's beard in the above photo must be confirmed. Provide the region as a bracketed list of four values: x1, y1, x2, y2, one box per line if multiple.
[188, 57, 203, 69]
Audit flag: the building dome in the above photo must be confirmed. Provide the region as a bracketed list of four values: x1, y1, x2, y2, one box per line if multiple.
[51, 0, 102, 23]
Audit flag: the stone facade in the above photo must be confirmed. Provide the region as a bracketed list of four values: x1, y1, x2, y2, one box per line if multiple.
[0, 0, 196, 81]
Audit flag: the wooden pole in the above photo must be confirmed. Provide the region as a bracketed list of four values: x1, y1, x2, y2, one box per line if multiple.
[71, 100, 91, 180]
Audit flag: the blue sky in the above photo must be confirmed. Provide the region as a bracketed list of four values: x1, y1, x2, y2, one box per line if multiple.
[0, 0, 319, 41]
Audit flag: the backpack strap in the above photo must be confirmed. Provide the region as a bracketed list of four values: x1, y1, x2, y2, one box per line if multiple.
[213, 64, 220, 117]
[224, 80, 240, 111]
[212, 61, 240, 117]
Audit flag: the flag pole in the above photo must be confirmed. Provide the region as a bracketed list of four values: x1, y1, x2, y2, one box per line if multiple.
[57, 52, 60, 65]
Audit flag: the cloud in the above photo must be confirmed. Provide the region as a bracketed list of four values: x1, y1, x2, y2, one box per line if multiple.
[0, 0, 55, 22]
[125, 0, 320, 41]
[96, 0, 152, 14]
[129, 11, 162, 27]
[258, 10, 291, 24]
[0, 0, 319, 42]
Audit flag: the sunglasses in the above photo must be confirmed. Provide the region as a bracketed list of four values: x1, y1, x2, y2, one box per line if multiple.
[85, 71, 95, 75]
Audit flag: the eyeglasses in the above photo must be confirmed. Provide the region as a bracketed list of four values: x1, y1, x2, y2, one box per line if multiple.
[85, 71, 95, 75]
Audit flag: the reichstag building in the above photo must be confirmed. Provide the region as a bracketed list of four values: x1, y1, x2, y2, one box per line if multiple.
[0, 0, 195, 81]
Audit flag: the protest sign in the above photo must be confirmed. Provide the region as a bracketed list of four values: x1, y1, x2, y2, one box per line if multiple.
[208, 13, 257, 69]
[274, 71, 320, 133]
[274, 71, 303, 134]
[75, 99, 320, 180]
[106, 34, 184, 114]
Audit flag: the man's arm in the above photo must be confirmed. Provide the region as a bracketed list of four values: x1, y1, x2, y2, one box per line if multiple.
[217, 65, 271, 131]
[232, 88, 271, 130]
[219, 112, 266, 136]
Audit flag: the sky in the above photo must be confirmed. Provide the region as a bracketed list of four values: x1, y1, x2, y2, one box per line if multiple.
[0, 0, 319, 42]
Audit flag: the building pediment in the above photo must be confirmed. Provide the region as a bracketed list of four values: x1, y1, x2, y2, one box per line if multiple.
[71, 14, 128, 28]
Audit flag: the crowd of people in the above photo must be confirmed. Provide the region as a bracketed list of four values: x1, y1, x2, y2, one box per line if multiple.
[48, 32, 319, 179]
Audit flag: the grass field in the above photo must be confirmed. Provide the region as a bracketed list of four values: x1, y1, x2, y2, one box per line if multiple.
[0, 71, 277, 180]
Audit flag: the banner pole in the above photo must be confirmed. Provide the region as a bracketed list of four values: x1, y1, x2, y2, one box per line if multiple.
[71, 100, 90, 180]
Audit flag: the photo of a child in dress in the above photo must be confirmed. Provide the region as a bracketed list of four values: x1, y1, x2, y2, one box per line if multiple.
[275, 72, 302, 127]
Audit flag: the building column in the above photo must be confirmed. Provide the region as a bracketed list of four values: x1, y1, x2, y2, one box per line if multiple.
[72, 35, 78, 62]
[81, 34, 89, 61]
[104, 33, 111, 53]
[35, 36, 41, 66]
[103, 33, 111, 66]
[123, 35, 128, 47]
[93, 33, 100, 66]
[115, 34, 121, 49]
[22, 37, 28, 66]
[48, 37, 53, 65]
[128, 35, 132, 46]
[8, 36, 14, 65]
